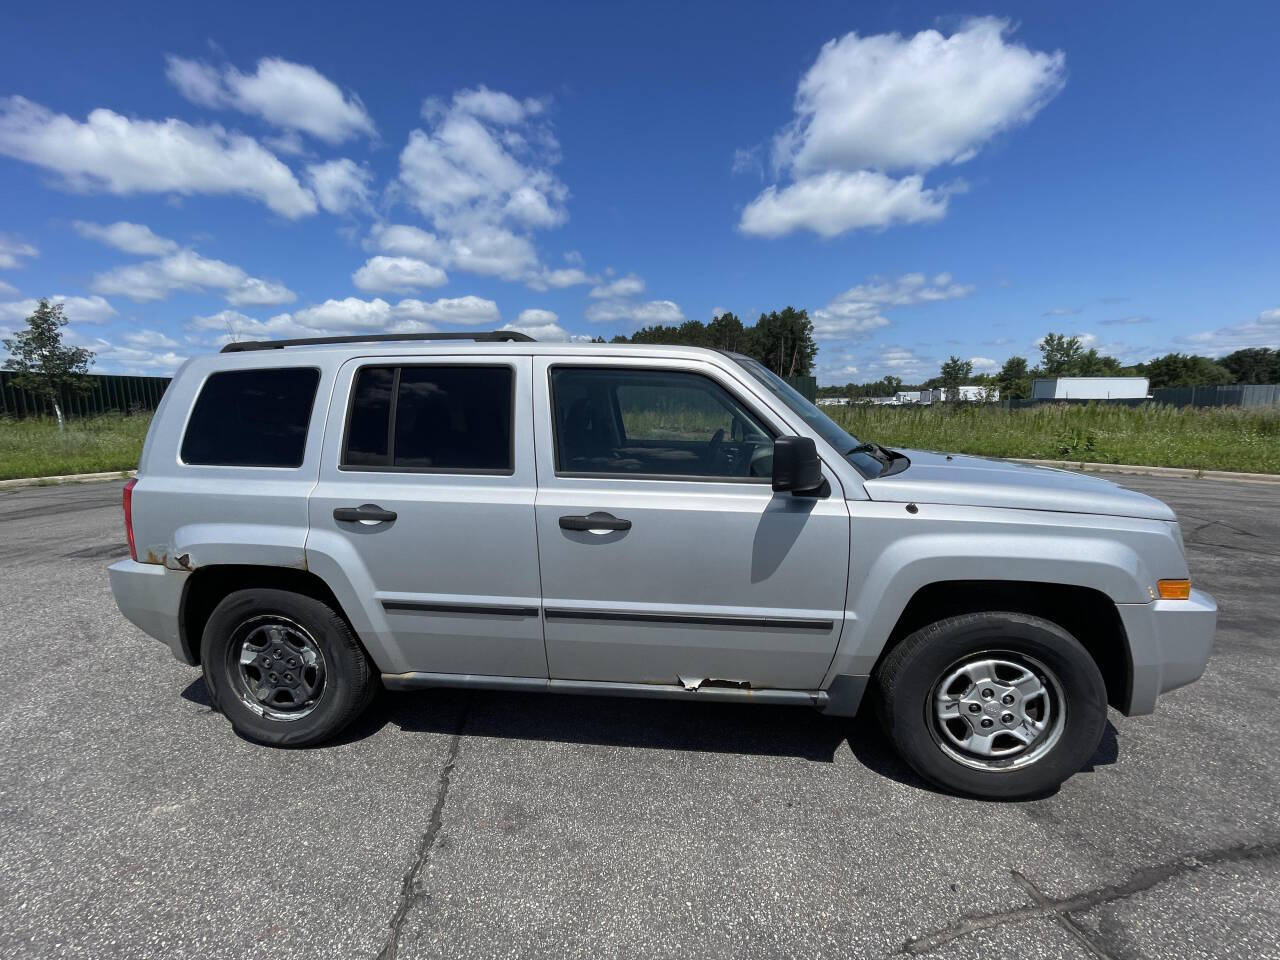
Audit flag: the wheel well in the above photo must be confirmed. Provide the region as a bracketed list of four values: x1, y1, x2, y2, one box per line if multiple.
[179, 565, 354, 665]
[879, 580, 1132, 711]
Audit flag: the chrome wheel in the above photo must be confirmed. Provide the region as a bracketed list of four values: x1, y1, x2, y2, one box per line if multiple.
[928, 651, 1066, 771]
[228, 616, 326, 722]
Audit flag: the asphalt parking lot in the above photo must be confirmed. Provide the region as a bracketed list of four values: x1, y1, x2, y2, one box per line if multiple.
[0, 474, 1276, 959]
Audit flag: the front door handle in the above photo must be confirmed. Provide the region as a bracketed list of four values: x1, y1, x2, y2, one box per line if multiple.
[334, 503, 398, 523]
[559, 511, 632, 532]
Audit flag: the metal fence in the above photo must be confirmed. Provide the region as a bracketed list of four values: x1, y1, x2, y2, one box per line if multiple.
[0, 371, 171, 420]
[1150, 384, 1280, 408]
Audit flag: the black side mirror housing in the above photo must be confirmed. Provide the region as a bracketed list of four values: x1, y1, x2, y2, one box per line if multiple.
[772, 436, 825, 495]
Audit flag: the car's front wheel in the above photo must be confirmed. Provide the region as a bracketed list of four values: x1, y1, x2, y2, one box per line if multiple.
[200, 588, 376, 747]
[874, 612, 1108, 799]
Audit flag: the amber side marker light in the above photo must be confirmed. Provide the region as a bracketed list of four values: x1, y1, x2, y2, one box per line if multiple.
[1157, 579, 1192, 600]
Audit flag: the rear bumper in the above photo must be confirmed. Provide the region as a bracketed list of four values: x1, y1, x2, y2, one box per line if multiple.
[1117, 588, 1217, 715]
[108, 558, 192, 664]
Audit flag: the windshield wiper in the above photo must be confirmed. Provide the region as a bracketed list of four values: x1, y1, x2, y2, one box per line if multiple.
[847, 441, 894, 465]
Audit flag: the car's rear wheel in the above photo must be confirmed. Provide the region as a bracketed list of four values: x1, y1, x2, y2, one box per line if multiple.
[200, 588, 376, 747]
[874, 611, 1107, 799]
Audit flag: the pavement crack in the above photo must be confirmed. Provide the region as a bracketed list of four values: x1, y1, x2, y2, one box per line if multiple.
[1012, 870, 1113, 959]
[898, 838, 1280, 956]
[376, 698, 471, 960]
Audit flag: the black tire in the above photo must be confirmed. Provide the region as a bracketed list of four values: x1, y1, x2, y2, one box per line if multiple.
[200, 588, 376, 747]
[874, 611, 1107, 799]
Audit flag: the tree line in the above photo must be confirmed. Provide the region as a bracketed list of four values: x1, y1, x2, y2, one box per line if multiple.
[818, 333, 1280, 401]
[602, 308, 818, 378]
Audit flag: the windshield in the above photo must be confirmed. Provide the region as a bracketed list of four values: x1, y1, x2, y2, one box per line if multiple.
[731, 356, 889, 478]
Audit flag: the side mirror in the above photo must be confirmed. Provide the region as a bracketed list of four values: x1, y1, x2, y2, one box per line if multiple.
[772, 436, 824, 495]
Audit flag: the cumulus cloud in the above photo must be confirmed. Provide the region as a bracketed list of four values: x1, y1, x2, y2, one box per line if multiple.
[589, 273, 644, 299]
[166, 55, 376, 144]
[396, 86, 568, 282]
[73, 333, 188, 374]
[969, 356, 999, 374]
[92, 248, 295, 306]
[0, 96, 316, 217]
[307, 158, 373, 214]
[585, 299, 684, 327]
[122, 328, 179, 348]
[812, 272, 973, 340]
[501, 308, 576, 342]
[0, 233, 39, 268]
[0, 279, 15, 296]
[1179, 308, 1280, 355]
[352, 255, 448, 293]
[740, 18, 1064, 238]
[73, 220, 177, 256]
[528, 266, 593, 291]
[0, 294, 117, 324]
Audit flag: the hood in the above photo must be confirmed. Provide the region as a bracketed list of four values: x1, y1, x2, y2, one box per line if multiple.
[861, 449, 1176, 521]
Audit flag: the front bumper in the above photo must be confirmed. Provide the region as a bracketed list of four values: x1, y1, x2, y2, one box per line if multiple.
[108, 558, 192, 664]
[1117, 587, 1217, 715]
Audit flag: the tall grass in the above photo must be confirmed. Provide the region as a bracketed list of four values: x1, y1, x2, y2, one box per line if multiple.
[830, 403, 1280, 474]
[0, 413, 152, 481]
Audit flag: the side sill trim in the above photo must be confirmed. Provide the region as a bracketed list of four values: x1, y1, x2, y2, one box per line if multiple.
[381, 671, 827, 708]
[381, 600, 540, 617]
[542, 608, 834, 630]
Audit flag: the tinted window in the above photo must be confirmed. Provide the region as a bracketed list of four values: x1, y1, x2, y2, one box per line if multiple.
[342, 365, 513, 473]
[181, 367, 319, 467]
[551, 367, 772, 479]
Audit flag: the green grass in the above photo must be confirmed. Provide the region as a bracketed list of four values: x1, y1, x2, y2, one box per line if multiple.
[830, 402, 1280, 475]
[0, 413, 151, 481]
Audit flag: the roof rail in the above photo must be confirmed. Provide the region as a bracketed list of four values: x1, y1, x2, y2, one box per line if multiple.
[220, 330, 534, 353]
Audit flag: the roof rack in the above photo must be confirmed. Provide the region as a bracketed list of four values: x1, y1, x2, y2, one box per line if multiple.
[220, 330, 534, 353]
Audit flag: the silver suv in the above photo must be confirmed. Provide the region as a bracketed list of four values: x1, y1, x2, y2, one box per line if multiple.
[109, 331, 1216, 798]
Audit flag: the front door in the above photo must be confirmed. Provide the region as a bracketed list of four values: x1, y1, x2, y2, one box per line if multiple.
[307, 355, 545, 678]
[532, 356, 850, 690]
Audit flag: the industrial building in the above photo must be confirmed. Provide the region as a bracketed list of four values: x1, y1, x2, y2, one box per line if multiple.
[1030, 377, 1149, 401]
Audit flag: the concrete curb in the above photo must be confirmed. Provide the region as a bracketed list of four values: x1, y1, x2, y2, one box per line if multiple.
[0, 469, 136, 491]
[1005, 458, 1280, 484]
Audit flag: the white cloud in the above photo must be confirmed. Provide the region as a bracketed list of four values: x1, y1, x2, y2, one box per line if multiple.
[369, 221, 543, 283]
[969, 356, 998, 374]
[0, 294, 117, 325]
[1100, 315, 1152, 326]
[1042, 306, 1082, 317]
[739, 171, 950, 237]
[395, 295, 501, 327]
[711, 306, 728, 319]
[397, 86, 568, 282]
[502, 308, 575, 341]
[122, 328, 179, 348]
[528, 266, 593, 290]
[812, 272, 973, 340]
[308, 158, 373, 214]
[1179, 308, 1280, 355]
[860, 345, 936, 382]
[205, 295, 504, 342]
[92, 249, 296, 306]
[0, 96, 316, 217]
[352, 255, 448, 293]
[585, 299, 684, 327]
[0, 233, 39, 268]
[75, 334, 188, 374]
[589, 273, 644, 299]
[741, 18, 1064, 238]
[73, 220, 178, 255]
[166, 55, 376, 144]
[0, 279, 15, 296]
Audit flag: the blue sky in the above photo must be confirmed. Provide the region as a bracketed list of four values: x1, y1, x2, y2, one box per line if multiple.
[1, 1, 1277, 384]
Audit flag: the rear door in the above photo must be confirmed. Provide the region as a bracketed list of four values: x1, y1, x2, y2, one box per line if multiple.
[532, 355, 850, 690]
[306, 354, 545, 678]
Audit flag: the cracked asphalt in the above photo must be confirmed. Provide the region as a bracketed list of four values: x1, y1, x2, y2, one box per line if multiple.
[0, 474, 1276, 959]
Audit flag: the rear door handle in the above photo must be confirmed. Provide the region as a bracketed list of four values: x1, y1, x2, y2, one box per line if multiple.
[334, 503, 398, 523]
[559, 511, 632, 532]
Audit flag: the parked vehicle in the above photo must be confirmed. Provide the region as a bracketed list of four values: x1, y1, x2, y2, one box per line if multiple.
[108, 332, 1216, 798]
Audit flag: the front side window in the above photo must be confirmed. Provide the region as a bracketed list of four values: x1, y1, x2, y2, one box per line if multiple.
[181, 367, 319, 467]
[342, 365, 513, 473]
[551, 367, 773, 479]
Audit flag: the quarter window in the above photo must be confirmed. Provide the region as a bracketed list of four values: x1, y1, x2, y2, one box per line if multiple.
[342, 365, 514, 473]
[181, 367, 319, 467]
[551, 367, 773, 479]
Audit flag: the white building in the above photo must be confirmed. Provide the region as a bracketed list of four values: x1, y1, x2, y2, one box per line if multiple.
[1031, 377, 1149, 401]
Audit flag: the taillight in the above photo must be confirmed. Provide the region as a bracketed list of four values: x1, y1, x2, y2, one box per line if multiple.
[123, 478, 138, 561]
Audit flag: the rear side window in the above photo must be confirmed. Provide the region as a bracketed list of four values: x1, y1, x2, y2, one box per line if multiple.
[181, 367, 319, 467]
[342, 365, 513, 473]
